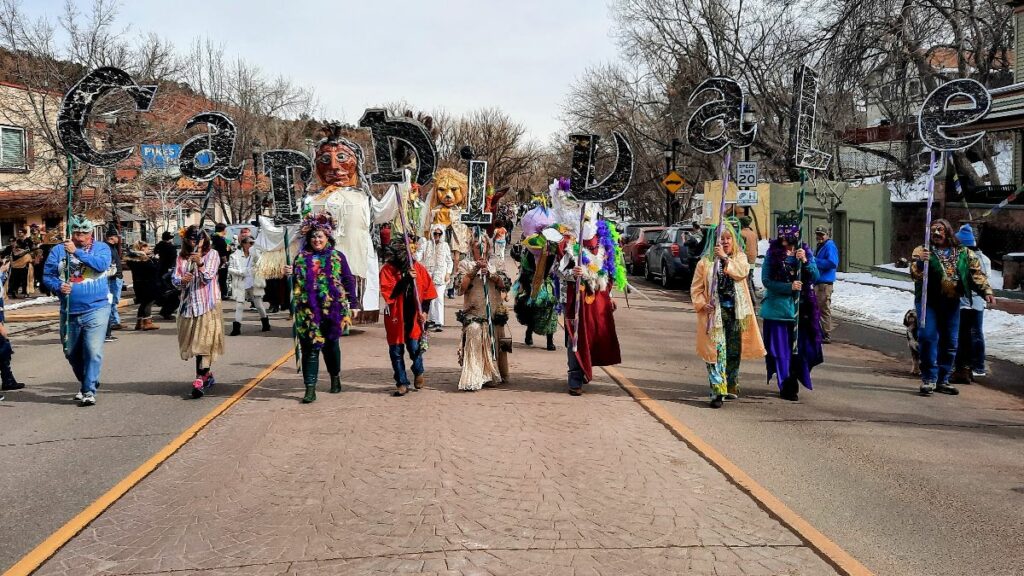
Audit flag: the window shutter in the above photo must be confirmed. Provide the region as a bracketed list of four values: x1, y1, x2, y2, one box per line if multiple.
[26, 128, 34, 170]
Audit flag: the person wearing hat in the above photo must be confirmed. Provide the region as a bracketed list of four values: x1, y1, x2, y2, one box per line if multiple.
[813, 225, 839, 343]
[42, 215, 113, 406]
[3, 228, 35, 299]
[380, 236, 437, 396]
[415, 223, 453, 332]
[910, 219, 994, 396]
[951, 223, 992, 383]
[104, 226, 124, 340]
[227, 233, 270, 335]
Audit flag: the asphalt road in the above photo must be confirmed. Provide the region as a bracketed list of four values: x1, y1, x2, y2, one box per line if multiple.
[618, 276, 1024, 576]
[0, 311, 294, 572]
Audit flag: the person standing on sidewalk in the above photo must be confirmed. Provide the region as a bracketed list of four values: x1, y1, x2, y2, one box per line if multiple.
[4, 228, 34, 299]
[284, 213, 358, 403]
[760, 213, 822, 402]
[910, 219, 993, 396]
[813, 226, 839, 343]
[173, 226, 225, 399]
[952, 224, 991, 383]
[155, 231, 178, 320]
[43, 215, 113, 406]
[0, 260, 25, 399]
[691, 221, 765, 408]
[455, 232, 512, 391]
[739, 216, 760, 310]
[104, 227, 124, 341]
[211, 223, 231, 299]
[416, 224, 453, 332]
[228, 235, 270, 336]
[124, 241, 161, 331]
[380, 237, 437, 397]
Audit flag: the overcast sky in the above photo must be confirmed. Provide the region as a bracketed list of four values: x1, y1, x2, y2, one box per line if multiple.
[24, 0, 622, 143]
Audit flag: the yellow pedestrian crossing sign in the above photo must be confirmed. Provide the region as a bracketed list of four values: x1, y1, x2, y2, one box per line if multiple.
[662, 170, 685, 194]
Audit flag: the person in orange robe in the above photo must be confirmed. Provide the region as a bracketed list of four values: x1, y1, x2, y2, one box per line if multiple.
[380, 237, 437, 396]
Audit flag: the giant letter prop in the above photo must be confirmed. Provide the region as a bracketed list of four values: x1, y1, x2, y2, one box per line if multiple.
[178, 112, 243, 181]
[57, 67, 157, 167]
[686, 77, 756, 154]
[358, 109, 437, 186]
[263, 150, 312, 225]
[568, 132, 634, 202]
[788, 65, 832, 170]
[918, 79, 991, 151]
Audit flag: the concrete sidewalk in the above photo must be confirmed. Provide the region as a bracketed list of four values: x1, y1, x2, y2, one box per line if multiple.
[32, 319, 838, 576]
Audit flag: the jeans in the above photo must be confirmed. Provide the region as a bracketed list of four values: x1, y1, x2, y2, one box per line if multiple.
[956, 308, 985, 373]
[108, 277, 123, 327]
[565, 328, 585, 390]
[916, 297, 960, 384]
[63, 306, 110, 395]
[300, 336, 340, 387]
[389, 339, 423, 387]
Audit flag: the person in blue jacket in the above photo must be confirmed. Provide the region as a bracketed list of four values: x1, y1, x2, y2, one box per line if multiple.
[43, 216, 112, 406]
[813, 226, 839, 343]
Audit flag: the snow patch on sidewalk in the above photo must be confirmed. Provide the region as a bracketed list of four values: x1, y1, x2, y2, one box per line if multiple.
[831, 280, 1024, 366]
[6, 296, 59, 310]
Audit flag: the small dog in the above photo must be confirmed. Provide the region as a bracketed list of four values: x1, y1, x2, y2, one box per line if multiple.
[903, 309, 920, 376]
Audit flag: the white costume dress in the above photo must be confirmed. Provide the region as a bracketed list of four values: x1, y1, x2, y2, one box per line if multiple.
[416, 228, 454, 326]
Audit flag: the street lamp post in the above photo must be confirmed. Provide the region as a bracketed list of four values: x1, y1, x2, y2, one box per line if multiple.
[663, 138, 680, 226]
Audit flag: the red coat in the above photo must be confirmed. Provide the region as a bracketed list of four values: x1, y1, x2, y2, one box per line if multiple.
[380, 261, 437, 345]
[565, 281, 621, 383]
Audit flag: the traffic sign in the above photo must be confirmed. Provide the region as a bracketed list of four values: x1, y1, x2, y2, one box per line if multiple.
[736, 161, 757, 189]
[662, 170, 686, 193]
[617, 200, 628, 210]
[737, 189, 759, 206]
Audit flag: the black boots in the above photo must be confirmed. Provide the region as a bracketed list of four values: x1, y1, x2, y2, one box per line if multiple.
[525, 330, 533, 346]
[780, 378, 799, 401]
[302, 385, 316, 403]
[330, 375, 341, 393]
[261, 318, 271, 332]
[546, 333, 556, 351]
[230, 322, 241, 336]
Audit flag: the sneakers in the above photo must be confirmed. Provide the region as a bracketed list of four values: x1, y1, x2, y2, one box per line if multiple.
[104, 335, 118, 342]
[972, 369, 988, 378]
[73, 391, 85, 402]
[111, 323, 124, 331]
[191, 377, 205, 399]
[80, 392, 96, 406]
[919, 381, 935, 396]
[936, 382, 960, 395]
[1, 381, 25, 391]
[710, 396, 724, 408]
[724, 393, 738, 400]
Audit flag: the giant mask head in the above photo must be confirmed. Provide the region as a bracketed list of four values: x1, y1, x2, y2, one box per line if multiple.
[315, 125, 364, 188]
[430, 168, 469, 210]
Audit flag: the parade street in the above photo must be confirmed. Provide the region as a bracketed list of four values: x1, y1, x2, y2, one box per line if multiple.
[1, 282, 1021, 576]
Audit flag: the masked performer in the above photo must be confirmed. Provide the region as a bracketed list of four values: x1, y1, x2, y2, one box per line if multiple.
[286, 212, 358, 403]
[173, 225, 225, 399]
[416, 223, 453, 331]
[760, 212, 822, 402]
[514, 203, 559, 350]
[380, 238, 437, 396]
[428, 168, 472, 295]
[691, 218, 765, 408]
[559, 206, 623, 396]
[911, 218, 993, 396]
[307, 125, 397, 323]
[455, 231, 512, 391]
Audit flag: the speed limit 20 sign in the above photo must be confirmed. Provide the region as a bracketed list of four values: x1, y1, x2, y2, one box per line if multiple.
[736, 161, 757, 189]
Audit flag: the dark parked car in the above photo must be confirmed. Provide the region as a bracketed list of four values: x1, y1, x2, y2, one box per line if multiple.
[643, 225, 703, 288]
[622, 226, 665, 274]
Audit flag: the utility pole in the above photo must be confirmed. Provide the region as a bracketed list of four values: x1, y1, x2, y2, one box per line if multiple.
[663, 138, 680, 225]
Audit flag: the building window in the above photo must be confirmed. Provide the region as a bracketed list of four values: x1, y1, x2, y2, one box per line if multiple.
[0, 126, 27, 169]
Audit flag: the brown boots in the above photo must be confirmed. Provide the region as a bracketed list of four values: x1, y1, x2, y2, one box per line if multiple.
[134, 318, 160, 331]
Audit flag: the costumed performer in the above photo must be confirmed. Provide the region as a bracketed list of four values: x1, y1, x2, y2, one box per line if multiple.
[759, 211, 822, 402]
[173, 225, 225, 399]
[513, 198, 559, 350]
[690, 217, 765, 408]
[416, 223, 453, 331]
[427, 167, 471, 296]
[455, 231, 512, 391]
[380, 237, 437, 396]
[228, 234, 270, 335]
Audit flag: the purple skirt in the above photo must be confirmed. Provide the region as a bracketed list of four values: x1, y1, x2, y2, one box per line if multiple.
[763, 319, 823, 390]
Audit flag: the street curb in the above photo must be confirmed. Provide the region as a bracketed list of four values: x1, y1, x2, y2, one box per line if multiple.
[602, 364, 875, 576]
[5, 300, 132, 323]
[2, 349, 295, 576]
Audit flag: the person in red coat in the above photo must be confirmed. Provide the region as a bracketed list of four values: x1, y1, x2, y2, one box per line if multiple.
[560, 220, 622, 396]
[380, 237, 437, 396]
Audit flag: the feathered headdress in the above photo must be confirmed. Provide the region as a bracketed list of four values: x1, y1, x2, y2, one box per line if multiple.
[775, 210, 801, 240]
[300, 211, 337, 238]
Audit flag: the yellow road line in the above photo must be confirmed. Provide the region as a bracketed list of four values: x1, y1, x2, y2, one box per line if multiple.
[3, 350, 295, 576]
[602, 365, 875, 576]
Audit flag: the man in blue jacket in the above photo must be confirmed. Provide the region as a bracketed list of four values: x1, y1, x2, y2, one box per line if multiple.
[813, 226, 839, 343]
[43, 216, 112, 406]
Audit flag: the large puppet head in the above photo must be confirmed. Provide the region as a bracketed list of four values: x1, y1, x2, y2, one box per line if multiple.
[315, 124, 365, 189]
[431, 168, 469, 210]
[521, 205, 555, 238]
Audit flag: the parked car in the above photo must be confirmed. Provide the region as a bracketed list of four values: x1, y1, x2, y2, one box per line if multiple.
[644, 225, 703, 288]
[620, 221, 660, 243]
[622, 226, 666, 275]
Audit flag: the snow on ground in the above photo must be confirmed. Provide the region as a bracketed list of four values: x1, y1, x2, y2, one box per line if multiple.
[831, 279, 1024, 366]
[6, 295, 58, 310]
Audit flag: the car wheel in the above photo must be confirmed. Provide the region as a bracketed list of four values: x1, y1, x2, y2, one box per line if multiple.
[661, 265, 672, 288]
[644, 261, 654, 281]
